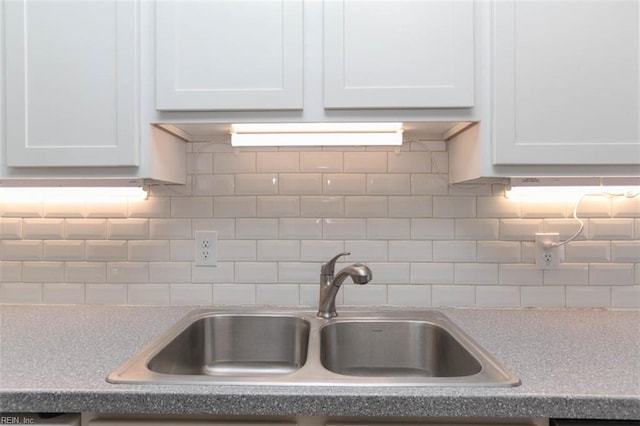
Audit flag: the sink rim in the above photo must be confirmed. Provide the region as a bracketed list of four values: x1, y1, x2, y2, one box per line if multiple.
[107, 308, 521, 387]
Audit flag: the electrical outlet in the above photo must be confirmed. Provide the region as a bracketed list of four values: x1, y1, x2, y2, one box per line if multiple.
[535, 233, 560, 270]
[195, 231, 217, 267]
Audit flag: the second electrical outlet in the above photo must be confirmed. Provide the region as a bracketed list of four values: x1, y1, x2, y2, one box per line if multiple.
[195, 231, 217, 266]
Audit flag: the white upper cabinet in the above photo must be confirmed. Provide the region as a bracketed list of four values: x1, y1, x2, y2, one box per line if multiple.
[324, 0, 474, 109]
[4, 0, 139, 167]
[156, 0, 304, 111]
[492, 0, 640, 165]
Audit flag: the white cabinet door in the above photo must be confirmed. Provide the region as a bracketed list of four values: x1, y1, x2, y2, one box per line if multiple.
[4, 0, 139, 167]
[324, 0, 474, 109]
[156, 0, 304, 111]
[493, 0, 640, 165]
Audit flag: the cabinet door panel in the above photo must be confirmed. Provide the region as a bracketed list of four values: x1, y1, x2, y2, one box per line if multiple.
[5, 0, 138, 167]
[324, 0, 474, 109]
[156, 0, 303, 111]
[493, 0, 640, 165]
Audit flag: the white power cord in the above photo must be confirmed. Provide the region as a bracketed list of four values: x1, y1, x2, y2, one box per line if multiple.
[545, 189, 640, 248]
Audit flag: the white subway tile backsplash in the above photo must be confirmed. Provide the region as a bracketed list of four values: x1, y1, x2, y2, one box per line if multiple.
[213, 283, 256, 305]
[23, 262, 64, 283]
[589, 218, 634, 240]
[108, 219, 148, 240]
[389, 241, 432, 262]
[218, 240, 257, 261]
[410, 263, 454, 284]
[387, 284, 431, 307]
[343, 284, 387, 306]
[300, 152, 343, 172]
[324, 174, 366, 195]
[214, 152, 256, 174]
[344, 241, 388, 262]
[44, 241, 85, 261]
[611, 286, 640, 308]
[566, 286, 610, 308]
[128, 241, 170, 262]
[214, 196, 256, 218]
[191, 262, 234, 283]
[300, 196, 344, 217]
[86, 241, 127, 261]
[411, 174, 449, 196]
[1, 283, 42, 303]
[388, 196, 432, 218]
[256, 284, 299, 305]
[65, 262, 107, 283]
[433, 196, 475, 218]
[345, 196, 388, 218]
[433, 241, 476, 262]
[455, 219, 499, 240]
[432, 285, 475, 307]
[279, 262, 319, 284]
[65, 219, 107, 240]
[477, 196, 520, 218]
[301, 240, 344, 261]
[411, 219, 454, 240]
[257, 152, 299, 173]
[235, 262, 277, 283]
[86, 283, 127, 305]
[499, 219, 543, 241]
[521, 286, 566, 308]
[107, 262, 149, 283]
[612, 195, 640, 217]
[128, 284, 171, 305]
[0, 218, 22, 239]
[477, 241, 521, 263]
[43, 283, 85, 304]
[1, 147, 635, 309]
[257, 196, 299, 217]
[344, 152, 387, 172]
[170, 284, 213, 305]
[22, 219, 64, 239]
[611, 241, 640, 262]
[236, 174, 278, 195]
[1, 241, 42, 261]
[367, 218, 410, 240]
[589, 263, 635, 286]
[544, 264, 589, 286]
[279, 174, 322, 195]
[388, 151, 431, 173]
[455, 263, 498, 285]
[257, 240, 300, 261]
[149, 219, 191, 239]
[279, 218, 322, 239]
[0, 262, 22, 282]
[565, 241, 610, 262]
[323, 218, 366, 240]
[476, 286, 520, 308]
[149, 262, 191, 283]
[367, 174, 411, 195]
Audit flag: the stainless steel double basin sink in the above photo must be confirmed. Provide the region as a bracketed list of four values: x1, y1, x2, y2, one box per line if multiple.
[107, 309, 520, 387]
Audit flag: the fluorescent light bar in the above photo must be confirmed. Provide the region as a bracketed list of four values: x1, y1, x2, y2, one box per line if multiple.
[505, 186, 639, 201]
[231, 123, 403, 147]
[0, 186, 148, 202]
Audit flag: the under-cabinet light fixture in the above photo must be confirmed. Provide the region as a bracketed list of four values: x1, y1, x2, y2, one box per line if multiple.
[505, 178, 640, 201]
[0, 185, 148, 203]
[230, 122, 404, 147]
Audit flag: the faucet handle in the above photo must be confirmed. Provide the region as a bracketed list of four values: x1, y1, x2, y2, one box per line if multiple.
[320, 252, 351, 276]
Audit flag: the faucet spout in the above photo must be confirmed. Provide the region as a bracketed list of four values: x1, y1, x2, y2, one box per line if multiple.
[317, 253, 372, 319]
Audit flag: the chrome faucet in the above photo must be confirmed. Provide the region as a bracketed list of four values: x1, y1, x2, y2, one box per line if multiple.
[317, 252, 373, 319]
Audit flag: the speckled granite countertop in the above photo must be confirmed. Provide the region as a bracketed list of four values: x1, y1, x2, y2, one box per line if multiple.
[0, 305, 638, 419]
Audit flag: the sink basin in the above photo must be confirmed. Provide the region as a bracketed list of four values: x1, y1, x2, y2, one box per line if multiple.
[148, 315, 310, 376]
[108, 309, 520, 387]
[320, 320, 481, 378]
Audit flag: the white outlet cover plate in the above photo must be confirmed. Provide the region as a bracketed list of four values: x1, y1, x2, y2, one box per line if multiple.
[535, 233, 560, 270]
